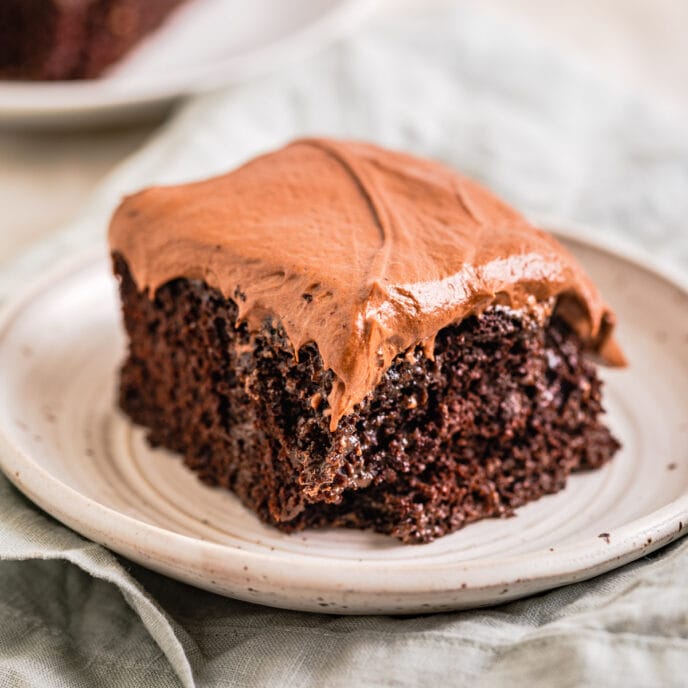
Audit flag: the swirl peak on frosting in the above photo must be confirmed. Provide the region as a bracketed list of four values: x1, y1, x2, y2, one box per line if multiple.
[109, 138, 624, 429]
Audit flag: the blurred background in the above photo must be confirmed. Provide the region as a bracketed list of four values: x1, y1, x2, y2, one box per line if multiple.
[1, 0, 687, 263]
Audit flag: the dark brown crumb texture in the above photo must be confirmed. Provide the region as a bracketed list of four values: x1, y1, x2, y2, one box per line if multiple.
[113, 254, 620, 544]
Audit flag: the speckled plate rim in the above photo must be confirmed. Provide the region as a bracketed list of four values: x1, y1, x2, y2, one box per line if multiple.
[0, 223, 686, 613]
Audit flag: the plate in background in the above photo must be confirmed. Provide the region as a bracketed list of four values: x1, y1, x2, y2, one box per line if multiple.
[0, 226, 686, 614]
[0, 0, 380, 127]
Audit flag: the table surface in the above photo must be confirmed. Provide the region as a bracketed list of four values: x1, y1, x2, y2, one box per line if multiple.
[1, 0, 686, 266]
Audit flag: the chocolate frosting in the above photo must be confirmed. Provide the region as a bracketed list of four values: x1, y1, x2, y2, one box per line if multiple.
[109, 138, 624, 429]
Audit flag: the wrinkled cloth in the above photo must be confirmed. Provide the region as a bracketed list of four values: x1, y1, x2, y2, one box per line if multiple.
[1, 4, 687, 687]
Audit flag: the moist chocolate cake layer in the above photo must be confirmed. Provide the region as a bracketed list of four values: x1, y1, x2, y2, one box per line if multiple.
[114, 255, 619, 544]
[0, 0, 185, 80]
[110, 140, 626, 433]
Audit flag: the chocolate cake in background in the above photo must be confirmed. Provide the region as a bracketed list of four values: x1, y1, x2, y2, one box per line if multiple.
[109, 138, 624, 544]
[0, 0, 186, 80]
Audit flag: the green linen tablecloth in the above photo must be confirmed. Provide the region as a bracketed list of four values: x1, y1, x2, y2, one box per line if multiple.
[1, 4, 687, 686]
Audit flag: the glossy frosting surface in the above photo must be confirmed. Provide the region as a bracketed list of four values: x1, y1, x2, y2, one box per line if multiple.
[109, 138, 623, 428]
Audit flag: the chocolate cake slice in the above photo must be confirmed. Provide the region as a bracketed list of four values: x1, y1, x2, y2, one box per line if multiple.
[0, 0, 186, 80]
[109, 138, 625, 544]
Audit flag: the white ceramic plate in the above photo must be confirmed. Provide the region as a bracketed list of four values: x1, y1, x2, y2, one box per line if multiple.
[0, 227, 686, 614]
[0, 0, 378, 127]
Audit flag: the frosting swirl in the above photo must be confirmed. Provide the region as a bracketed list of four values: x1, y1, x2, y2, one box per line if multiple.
[110, 138, 624, 429]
